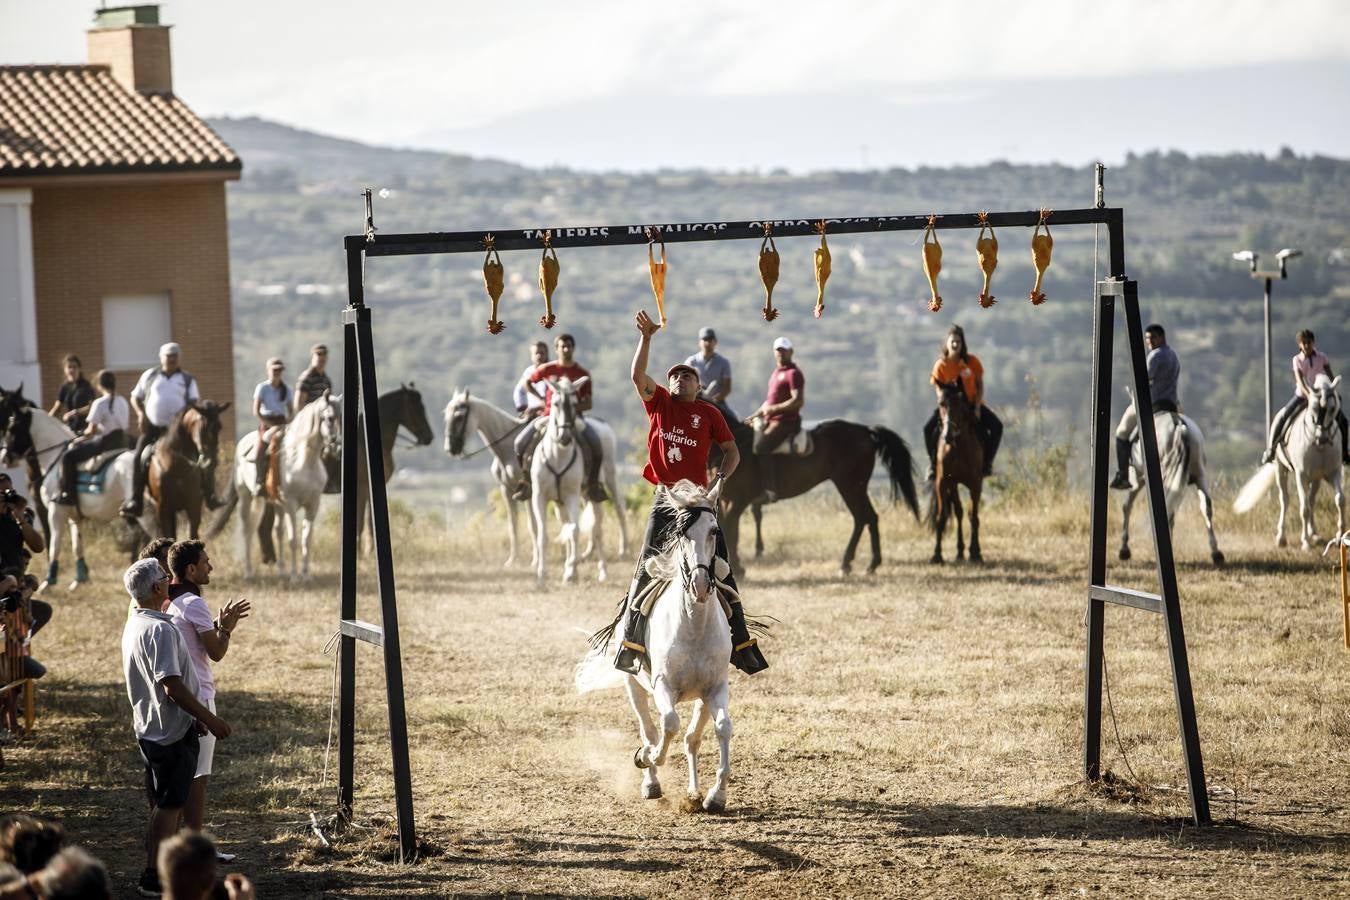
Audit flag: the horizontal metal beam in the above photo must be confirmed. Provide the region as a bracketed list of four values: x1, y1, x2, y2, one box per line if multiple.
[352, 206, 1122, 258]
[1089, 585, 1163, 614]
[340, 618, 384, 646]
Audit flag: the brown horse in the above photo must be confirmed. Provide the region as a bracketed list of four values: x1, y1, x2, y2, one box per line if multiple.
[147, 401, 229, 540]
[718, 419, 918, 575]
[927, 383, 983, 564]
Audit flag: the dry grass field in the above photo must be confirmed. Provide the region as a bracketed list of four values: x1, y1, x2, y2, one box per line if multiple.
[5, 482, 1350, 898]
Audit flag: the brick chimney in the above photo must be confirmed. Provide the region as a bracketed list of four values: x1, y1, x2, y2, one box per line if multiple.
[87, 5, 173, 95]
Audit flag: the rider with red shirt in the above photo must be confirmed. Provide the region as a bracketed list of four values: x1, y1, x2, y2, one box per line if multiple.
[511, 333, 607, 502]
[609, 310, 768, 676]
[746, 336, 805, 503]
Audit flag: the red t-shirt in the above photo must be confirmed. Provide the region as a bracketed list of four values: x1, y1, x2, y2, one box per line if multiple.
[765, 363, 805, 423]
[641, 385, 733, 487]
[530, 361, 591, 414]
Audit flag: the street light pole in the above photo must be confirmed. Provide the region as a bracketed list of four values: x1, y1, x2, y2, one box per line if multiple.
[1232, 248, 1301, 433]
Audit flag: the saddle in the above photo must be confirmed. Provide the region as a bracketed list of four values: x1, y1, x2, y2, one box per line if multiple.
[74, 449, 126, 494]
[753, 419, 817, 456]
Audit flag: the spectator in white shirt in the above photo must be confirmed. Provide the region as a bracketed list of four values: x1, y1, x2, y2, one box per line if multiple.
[123, 343, 214, 518]
[56, 370, 129, 506]
[513, 341, 549, 419]
[251, 358, 291, 493]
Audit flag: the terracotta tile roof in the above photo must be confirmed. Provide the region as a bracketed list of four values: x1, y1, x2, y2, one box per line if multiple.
[0, 64, 241, 178]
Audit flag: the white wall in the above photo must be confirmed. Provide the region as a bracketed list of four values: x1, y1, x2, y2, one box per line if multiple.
[0, 189, 40, 397]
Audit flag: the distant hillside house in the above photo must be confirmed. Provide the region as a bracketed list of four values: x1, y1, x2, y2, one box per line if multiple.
[0, 4, 240, 436]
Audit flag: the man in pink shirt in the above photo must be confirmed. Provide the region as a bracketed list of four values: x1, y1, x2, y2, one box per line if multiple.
[166, 541, 250, 854]
[746, 337, 805, 503]
[1262, 329, 1350, 464]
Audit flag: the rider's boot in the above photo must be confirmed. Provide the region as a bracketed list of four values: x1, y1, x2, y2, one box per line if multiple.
[613, 600, 650, 675]
[55, 461, 77, 506]
[255, 441, 269, 495]
[510, 451, 532, 501]
[120, 462, 146, 518]
[726, 599, 768, 674]
[755, 455, 779, 505]
[1108, 437, 1133, 490]
[582, 445, 608, 503]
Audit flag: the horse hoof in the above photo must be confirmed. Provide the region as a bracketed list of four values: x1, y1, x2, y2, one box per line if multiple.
[969, 553, 982, 564]
[1276, 537, 1287, 548]
[1212, 551, 1226, 565]
[633, 747, 651, 769]
[702, 795, 726, 815]
[66, 580, 83, 593]
[1118, 547, 1131, 561]
[641, 781, 662, 800]
[929, 555, 943, 565]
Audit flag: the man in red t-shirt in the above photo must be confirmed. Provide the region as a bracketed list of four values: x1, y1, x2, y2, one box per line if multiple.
[511, 333, 607, 502]
[746, 336, 805, 503]
[608, 310, 767, 676]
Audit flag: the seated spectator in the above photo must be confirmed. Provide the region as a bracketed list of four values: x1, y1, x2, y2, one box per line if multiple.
[157, 831, 215, 900]
[1, 573, 46, 733]
[30, 846, 111, 900]
[0, 813, 63, 874]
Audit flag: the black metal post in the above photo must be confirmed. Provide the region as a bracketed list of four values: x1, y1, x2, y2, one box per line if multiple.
[1083, 281, 1114, 783]
[1120, 282, 1210, 826]
[1262, 276, 1274, 430]
[337, 243, 361, 824]
[351, 302, 418, 863]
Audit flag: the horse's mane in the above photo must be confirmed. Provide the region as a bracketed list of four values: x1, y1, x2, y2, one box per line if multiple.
[645, 482, 715, 581]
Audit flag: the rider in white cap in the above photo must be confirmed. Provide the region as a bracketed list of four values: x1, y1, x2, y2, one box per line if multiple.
[122, 342, 218, 517]
[745, 336, 804, 503]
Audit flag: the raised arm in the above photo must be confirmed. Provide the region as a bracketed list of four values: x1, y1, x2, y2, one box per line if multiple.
[631, 311, 660, 401]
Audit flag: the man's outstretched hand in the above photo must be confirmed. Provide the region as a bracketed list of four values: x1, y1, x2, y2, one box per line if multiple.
[635, 310, 660, 338]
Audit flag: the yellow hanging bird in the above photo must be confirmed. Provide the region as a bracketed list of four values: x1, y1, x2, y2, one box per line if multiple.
[976, 218, 998, 308]
[648, 235, 668, 328]
[538, 243, 560, 328]
[483, 244, 505, 334]
[922, 217, 943, 312]
[1030, 213, 1052, 305]
[759, 233, 780, 321]
[813, 224, 831, 319]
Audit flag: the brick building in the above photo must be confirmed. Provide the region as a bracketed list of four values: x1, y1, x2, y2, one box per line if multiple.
[0, 4, 241, 437]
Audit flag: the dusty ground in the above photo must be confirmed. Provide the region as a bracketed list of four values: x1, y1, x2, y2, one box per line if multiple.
[5, 486, 1350, 898]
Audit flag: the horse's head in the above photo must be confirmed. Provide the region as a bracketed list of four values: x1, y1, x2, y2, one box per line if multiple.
[316, 391, 343, 459]
[657, 481, 721, 606]
[0, 405, 33, 467]
[548, 378, 579, 446]
[183, 401, 231, 471]
[399, 382, 435, 446]
[1308, 374, 1343, 447]
[444, 388, 472, 457]
[937, 382, 974, 444]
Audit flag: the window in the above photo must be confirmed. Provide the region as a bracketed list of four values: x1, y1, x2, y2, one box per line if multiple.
[103, 293, 172, 368]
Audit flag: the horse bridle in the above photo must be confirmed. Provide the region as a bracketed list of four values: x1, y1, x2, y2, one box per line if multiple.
[939, 384, 969, 445]
[1307, 390, 1338, 446]
[677, 506, 720, 600]
[446, 400, 525, 460]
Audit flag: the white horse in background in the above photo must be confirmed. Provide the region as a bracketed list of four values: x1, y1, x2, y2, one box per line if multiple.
[1118, 409, 1225, 564]
[215, 391, 341, 580]
[576, 480, 735, 812]
[0, 396, 156, 591]
[443, 389, 535, 568]
[1235, 373, 1344, 550]
[529, 377, 627, 583]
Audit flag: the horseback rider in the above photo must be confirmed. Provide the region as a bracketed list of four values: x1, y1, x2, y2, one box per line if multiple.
[253, 358, 291, 493]
[1110, 323, 1180, 490]
[55, 369, 129, 506]
[686, 326, 738, 422]
[746, 336, 804, 504]
[122, 343, 220, 518]
[511, 333, 607, 503]
[293, 344, 331, 414]
[1261, 329, 1350, 466]
[612, 310, 767, 676]
[923, 325, 1003, 480]
[513, 341, 549, 420]
[48, 353, 97, 435]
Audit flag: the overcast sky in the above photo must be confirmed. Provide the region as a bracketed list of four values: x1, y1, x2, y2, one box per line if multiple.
[2, 0, 1347, 171]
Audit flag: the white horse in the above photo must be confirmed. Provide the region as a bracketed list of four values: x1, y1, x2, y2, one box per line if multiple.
[1118, 410, 1225, 564]
[0, 399, 156, 591]
[528, 377, 627, 583]
[443, 389, 536, 568]
[1234, 373, 1344, 550]
[217, 392, 341, 580]
[576, 480, 735, 812]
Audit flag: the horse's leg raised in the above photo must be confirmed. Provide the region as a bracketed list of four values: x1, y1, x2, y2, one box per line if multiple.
[624, 678, 662, 799]
[835, 478, 879, 575]
[1194, 474, 1225, 564]
[1275, 467, 1289, 548]
[1119, 485, 1137, 561]
[683, 699, 710, 804]
[1295, 473, 1315, 550]
[637, 681, 680, 770]
[968, 482, 982, 563]
[703, 680, 733, 814]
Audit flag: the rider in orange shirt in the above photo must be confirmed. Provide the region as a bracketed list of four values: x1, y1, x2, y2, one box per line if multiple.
[923, 325, 1003, 480]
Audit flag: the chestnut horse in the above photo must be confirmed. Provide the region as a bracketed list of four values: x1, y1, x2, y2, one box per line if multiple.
[147, 402, 230, 540]
[926, 383, 983, 564]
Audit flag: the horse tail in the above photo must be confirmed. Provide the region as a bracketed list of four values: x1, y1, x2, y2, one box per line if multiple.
[870, 426, 919, 519]
[1233, 462, 1278, 514]
[574, 640, 626, 694]
[204, 467, 237, 539]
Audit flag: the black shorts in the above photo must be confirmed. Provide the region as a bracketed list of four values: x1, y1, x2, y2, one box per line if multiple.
[138, 730, 200, 809]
